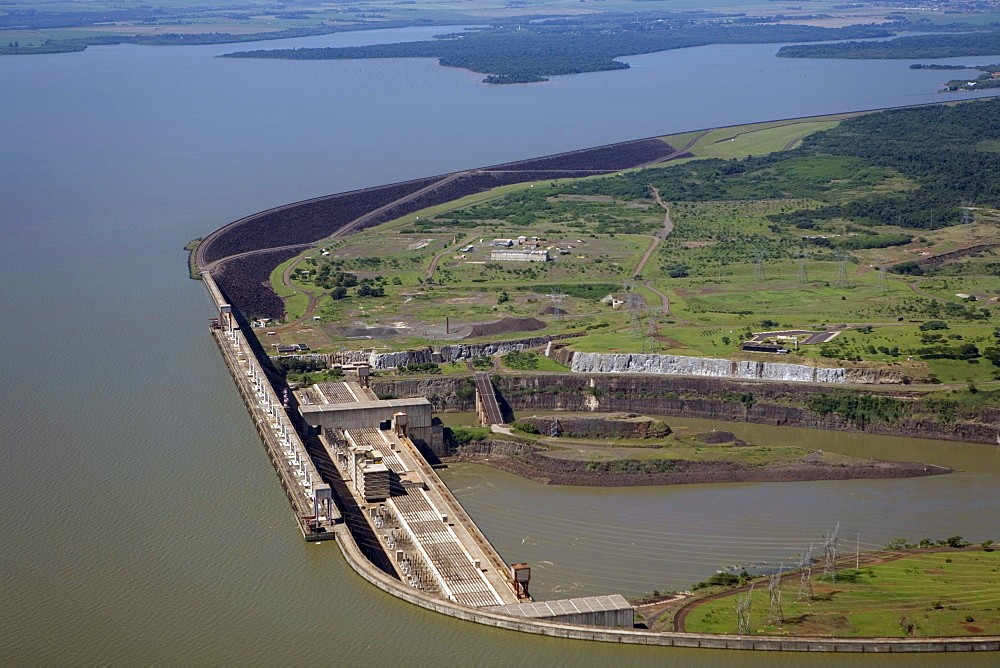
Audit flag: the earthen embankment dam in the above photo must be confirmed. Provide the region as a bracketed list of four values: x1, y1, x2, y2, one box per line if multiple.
[195, 136, 687, 319]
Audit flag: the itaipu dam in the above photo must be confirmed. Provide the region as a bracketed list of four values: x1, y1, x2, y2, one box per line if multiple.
[195, 138, 1000, 653]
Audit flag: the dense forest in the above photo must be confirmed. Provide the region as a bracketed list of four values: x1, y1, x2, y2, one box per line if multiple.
[777, 30, 1000, 59]
[223, 19, 895, 83]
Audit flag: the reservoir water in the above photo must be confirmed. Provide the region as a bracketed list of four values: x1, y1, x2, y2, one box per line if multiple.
[2, 26, 1000, 664]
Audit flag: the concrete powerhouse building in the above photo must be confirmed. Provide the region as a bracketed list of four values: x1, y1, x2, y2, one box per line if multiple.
[297, 380, 444, 456]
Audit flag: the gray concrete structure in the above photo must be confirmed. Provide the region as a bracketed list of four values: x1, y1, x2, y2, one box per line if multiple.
[203, 273, 338, 540]
[322, 426, 522, 607]
[487, 595, 634, 628]
[297, 381, 443, 455]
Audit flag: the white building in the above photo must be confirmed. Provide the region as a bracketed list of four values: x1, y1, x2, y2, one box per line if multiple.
[490, 249, 550, 262]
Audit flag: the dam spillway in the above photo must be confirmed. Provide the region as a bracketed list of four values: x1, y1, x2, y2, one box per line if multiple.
[201, 272, 633, 625]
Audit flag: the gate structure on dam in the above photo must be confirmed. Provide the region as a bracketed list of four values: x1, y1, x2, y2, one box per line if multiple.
[295, 377, 633, 625]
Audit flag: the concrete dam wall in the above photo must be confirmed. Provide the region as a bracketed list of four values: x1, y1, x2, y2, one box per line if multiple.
[570, 352, 902, 384]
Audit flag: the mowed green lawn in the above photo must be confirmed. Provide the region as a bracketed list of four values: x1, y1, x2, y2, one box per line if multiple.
[685, 551, 1000, 637]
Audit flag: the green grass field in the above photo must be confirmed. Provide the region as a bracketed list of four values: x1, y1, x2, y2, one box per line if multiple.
[661, 111, 869, 161]
[684, 551, 1000, 637]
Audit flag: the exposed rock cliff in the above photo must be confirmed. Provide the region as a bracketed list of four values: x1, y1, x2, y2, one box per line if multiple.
[570, 352, 902, 384]
[374, 374, 999, 445]
[368, 334, 579, 369]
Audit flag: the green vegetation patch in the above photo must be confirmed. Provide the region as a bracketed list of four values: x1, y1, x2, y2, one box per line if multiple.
[515, 283, 619, 301]
[778, 30, 1000, 60]
[685, 551, 1000, 637]
[501, 350, 569, 372]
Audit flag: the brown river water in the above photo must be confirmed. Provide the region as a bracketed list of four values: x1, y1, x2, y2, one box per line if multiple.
[3, 23, 1000, 666]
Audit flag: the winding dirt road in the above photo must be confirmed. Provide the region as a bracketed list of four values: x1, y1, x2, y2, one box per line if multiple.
[630, 186, 673, 279]
[630, 186, 690, 324]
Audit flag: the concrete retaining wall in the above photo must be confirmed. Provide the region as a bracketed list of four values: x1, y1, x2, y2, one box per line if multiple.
[331, 522, 999, 651]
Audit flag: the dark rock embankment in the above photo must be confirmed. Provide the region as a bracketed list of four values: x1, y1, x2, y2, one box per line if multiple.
[520, 413, 671, 440]
[212, 247, 303, 320]
[197, 137, 681, 316]
[447, 439, 951, 487]
[372, 373, 1000, 445]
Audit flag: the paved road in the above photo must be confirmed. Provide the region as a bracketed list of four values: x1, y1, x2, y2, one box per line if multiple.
[425, 234, 474, 282]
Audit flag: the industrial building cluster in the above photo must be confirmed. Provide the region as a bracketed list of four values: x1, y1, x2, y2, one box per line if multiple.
[489, 235, 550, 262]
[289, 370, 633, 626]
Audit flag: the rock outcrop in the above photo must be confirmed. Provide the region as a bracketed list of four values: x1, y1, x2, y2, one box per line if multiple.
[570, 352, 902, 384]
[373, 374, 1000, 445]
[368, 334, 579, 369]
[520, 414, 672, 440]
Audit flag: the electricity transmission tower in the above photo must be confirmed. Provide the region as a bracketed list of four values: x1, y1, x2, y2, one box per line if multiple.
[549, 293, 567, 321]
[823, 523, 841, 581]
[736, 584, 754, 635]
[875, 256, 889, 292]
[797, 543, 815, 602]
[797, 252, 809, 284]
[961, 200, 975, 240]
[642, 314, 658, 352]
[834, 252, 849, 287]
[753, 248, 766, 279]
[622, 279, 643, 337]
[767, 564, 785, 626]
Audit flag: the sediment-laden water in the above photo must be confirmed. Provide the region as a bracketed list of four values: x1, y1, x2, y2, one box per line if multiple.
[3, 25, 1000, 665]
